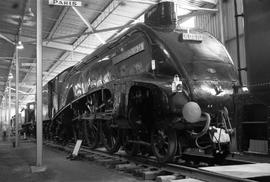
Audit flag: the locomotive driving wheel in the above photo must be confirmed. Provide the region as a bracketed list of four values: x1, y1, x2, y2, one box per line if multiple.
[151, 127, 177, 163]
[123, 129, 139, 156]
[102, 121, 121, 154]
[83, 119, 99, 149]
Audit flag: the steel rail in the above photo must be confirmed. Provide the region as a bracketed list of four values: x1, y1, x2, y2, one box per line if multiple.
[70, 144, 257, 182]
[39, 140, 259, 182]
[128, 155, 257, 182]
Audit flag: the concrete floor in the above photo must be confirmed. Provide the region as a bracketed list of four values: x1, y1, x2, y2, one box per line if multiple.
[0, 137, 142, 182]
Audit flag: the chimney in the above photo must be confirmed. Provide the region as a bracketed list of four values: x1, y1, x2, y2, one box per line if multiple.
[144, 1, 176, 29]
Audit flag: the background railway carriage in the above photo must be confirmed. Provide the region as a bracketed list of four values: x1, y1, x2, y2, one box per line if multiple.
[33, 1, 239, 163]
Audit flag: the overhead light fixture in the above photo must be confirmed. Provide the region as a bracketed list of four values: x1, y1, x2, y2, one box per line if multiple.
[242, 86, 249, 92]
[16, 41, 24, 49]
[8, 73, 14, 80]
[24, 8, 35, 21]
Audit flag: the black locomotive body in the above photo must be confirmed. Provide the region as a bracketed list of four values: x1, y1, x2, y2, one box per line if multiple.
[41, 2, 238, 162]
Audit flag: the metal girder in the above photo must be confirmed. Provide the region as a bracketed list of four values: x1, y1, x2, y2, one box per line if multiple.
[19, 83, 35, 89]
[44, 41, 92, 54]
[21, 63, 36, 67]
[123, 0, 157, 4]
[0, 33, 15, 45]
[20, 35, 91, 55]
[23, 24, 132, 43]
[6, 87, 29, 95]
[42, 51, 71, 84]
[12, 67, 34, 73]
[73, 0, 122, 49]
[0, 81, 34, 88]
[180, 6, 218, 11]
[201, 0, 218, 4]
[46, 7, 69, 40]
[72, 6, 105, 44]
[6, 93, 34, 96]
[0, 57, 78, 64]
[178, 8, 218, 20]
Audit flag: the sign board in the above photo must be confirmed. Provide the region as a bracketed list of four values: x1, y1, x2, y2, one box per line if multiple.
[72, 139, 82, 156]
[48, 0, 82, 7]
[179, 33, 203, 42]
[112, 42, 145, 64]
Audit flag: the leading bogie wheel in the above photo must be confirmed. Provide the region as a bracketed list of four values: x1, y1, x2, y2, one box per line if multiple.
[151, 127, 177, 163]
[102, 122, 121, 154]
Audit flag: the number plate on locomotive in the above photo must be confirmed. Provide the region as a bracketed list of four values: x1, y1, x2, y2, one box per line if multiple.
[179, 33, 203, 42]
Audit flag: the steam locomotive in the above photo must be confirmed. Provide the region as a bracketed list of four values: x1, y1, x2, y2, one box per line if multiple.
[26, 2, 238, 163]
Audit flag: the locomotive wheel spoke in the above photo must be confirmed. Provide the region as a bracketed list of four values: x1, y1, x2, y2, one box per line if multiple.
[102, 123, 120, 154]
[83, 119, 99, 149]
[151, 127, 177, 163]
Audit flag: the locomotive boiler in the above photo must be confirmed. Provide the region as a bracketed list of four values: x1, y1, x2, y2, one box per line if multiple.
[43, 2, 238, 163]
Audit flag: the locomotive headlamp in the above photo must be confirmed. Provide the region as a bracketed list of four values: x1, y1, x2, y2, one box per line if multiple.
[151, 60, 156, 70]
[172, 75, 183, 92]
[182, 101, 202, 123]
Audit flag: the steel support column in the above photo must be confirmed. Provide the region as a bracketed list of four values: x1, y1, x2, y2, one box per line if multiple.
[0, 104, 2, 129]
[218, 0, 225, 44]
[36, 0, 43, 167]
[234, 0, 243, 86]
[5, 94, 7, 130]
[15, 48, 19, 147]
[8, 79, 11, 130]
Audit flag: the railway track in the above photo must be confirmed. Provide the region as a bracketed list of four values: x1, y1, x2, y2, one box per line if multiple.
[40, 140, 261, 182]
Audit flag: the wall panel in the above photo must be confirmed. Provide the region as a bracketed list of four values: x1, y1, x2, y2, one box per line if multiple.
[194, 0, 247, 85]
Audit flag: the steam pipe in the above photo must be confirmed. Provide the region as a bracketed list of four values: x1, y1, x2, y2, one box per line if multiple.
[190, 112, 211, 138]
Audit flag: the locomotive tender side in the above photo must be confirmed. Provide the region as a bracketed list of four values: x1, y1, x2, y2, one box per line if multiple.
[44, 2, 238, 163]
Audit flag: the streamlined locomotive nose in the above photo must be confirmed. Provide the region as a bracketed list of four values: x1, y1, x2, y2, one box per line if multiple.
[191, 80, 234, 108]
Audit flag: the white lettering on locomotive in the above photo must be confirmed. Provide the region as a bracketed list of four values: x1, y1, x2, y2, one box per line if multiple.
[112, 42, 145, 64]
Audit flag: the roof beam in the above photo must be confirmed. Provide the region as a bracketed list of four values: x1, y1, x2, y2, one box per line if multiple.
[73, 0, 122, 49]
[20, 35, 91, 55]
[178, 8, 218, 20]
[0, 33, 15, 45]
[72, 6, 105, 44]
[46, 7, 69, 40]
[0, 81, 34, 88]
[6, 87, 29, 95]
[123, 0, 157, 4]
[44, 41, 92, 54]
[201, 0, 218, 4]
[23, 24, 133, 43]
